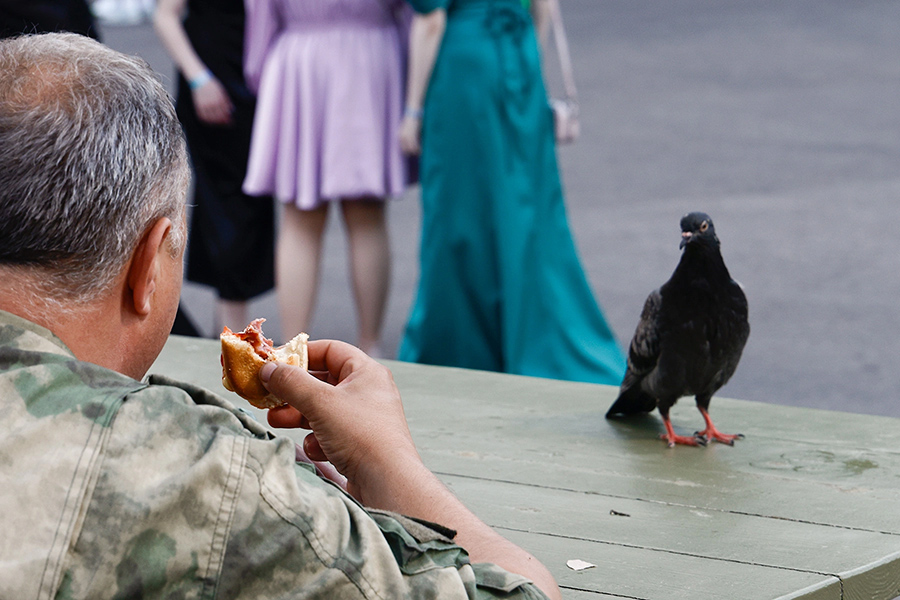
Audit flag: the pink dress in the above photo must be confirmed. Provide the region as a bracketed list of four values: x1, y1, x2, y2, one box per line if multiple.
[242, 0, 409, 209]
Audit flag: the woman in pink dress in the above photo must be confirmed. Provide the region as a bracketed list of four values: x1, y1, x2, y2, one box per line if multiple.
[243, 0, 409, 355]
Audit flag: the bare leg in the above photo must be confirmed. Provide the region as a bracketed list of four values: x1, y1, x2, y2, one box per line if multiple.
[340, 198, 390, 356]
[215, 298, 249, 333]
[277, 204, 328, 342]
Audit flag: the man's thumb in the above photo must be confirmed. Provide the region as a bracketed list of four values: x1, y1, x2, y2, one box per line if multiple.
[260, 361, 317, 413]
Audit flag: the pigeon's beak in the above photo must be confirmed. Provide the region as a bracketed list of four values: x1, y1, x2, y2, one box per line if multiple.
[680, 231, 692, 249]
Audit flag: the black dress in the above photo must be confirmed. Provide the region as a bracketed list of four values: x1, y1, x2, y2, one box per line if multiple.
[0, 0, 99, 39]
[177, 0, 275, 301]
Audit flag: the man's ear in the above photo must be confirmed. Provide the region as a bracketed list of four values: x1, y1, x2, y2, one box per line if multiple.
[127, 217, 173, 316]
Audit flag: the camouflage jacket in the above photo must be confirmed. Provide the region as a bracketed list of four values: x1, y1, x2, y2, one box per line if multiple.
[0, 311, 548, 600]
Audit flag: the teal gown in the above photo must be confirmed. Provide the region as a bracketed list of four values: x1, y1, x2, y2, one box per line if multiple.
[399, 0, 626, 385]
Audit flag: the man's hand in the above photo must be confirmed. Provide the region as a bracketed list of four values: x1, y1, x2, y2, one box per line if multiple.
[263, 340, 425, 506]
[262, 340, 562, 600]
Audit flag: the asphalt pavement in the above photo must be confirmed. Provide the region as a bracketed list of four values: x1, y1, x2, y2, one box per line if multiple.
[99, 0, 900, 418]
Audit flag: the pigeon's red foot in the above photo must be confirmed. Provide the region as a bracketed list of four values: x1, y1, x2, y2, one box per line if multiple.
[661, 418, 707, 448]
[659, 431, 707, 448]
[695, 427, 744, 446]
[696, 407, 743, 445]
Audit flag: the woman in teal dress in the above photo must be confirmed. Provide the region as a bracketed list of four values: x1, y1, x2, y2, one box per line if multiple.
[398, 0, 625, 384]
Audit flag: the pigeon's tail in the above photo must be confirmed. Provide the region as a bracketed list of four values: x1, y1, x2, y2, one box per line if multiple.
[605, 385, 657, 418]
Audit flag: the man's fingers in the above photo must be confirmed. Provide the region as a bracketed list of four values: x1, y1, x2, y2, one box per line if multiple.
[259, 345, 360, 429]
[303, 433, 327, 462]
[267, 404, 305, 429]
[304, 339, 368, 374]
[260, 361, 323, 416]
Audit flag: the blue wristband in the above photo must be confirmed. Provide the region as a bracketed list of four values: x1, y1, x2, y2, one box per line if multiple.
[189, 70, 213, 91]
[404, 106, 423, 120]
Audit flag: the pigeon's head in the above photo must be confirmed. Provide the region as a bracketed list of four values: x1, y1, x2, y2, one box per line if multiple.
[679, 212, 719, 249]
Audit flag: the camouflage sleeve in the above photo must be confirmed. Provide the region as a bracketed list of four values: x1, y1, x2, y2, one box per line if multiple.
[57, 376, 549, 599]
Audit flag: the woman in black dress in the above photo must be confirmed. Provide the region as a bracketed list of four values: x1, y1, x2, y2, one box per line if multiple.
[0, 0, 99, 39]
[155, 0, 275, 334]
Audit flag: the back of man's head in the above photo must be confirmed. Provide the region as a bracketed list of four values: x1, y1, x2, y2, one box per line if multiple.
[0, 33, 188, 309]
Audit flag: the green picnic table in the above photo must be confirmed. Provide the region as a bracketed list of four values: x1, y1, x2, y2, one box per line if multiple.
[153, 335, 900, 600]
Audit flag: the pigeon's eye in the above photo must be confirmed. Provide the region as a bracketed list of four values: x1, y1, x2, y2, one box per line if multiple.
[699, 221, 709, 233]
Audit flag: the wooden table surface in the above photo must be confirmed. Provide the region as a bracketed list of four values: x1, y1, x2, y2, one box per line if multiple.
[153, 335, 900, 600]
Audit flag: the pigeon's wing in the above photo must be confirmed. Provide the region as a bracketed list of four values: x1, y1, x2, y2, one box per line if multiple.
[626, 290, 663, 381]
[708, 279, 751, 392]
[606, 290, 662, 417]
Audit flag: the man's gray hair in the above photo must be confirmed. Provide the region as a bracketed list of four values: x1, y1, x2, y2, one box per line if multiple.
[0, 32, 189, 305]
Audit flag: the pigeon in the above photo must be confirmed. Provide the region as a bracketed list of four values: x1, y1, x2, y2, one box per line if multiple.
[606, 212, 750, 447]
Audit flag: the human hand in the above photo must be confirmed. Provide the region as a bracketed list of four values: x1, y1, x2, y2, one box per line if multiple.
[265, 342, 562, 599]
[263, 340, 425, 505]
[192, 77, 234, 126]
[294, 442, 348, 491]
[398, 114, 422, 155]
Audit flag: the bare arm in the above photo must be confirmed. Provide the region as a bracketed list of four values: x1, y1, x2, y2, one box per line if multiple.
[398, 8, 446, 155]
[530, 0, 551, 48]
[153, 0, 233, 125]
[264, 341, 562, 600]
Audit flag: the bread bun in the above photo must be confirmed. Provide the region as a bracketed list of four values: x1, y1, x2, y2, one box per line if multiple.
[220, 318, 309, 409]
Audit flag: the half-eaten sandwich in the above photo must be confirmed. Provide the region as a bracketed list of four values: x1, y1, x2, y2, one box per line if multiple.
[220, 318, 309, 409]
